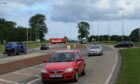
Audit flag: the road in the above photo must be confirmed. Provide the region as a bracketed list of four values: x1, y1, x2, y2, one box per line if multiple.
[0, 44, 117, 84]
[29, 45, 117, 84]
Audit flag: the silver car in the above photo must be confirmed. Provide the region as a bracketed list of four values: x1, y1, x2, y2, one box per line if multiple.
[88, 45, 103, 56]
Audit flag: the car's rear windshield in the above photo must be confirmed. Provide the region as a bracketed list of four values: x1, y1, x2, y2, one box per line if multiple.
[90, 46, 100, 49]
[48, 52, 74, 63]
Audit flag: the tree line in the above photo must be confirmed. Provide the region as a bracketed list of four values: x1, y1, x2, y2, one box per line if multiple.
[0, 14, 48, 44]
[77, 21, 140, 42]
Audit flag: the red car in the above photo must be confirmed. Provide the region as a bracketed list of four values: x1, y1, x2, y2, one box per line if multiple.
[41, 50, 86, 83]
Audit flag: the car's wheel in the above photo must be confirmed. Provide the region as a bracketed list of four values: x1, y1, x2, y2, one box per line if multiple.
[16, 50, 19, 55]
[8, 54, 11, 56]
[24, 51, 27, 54]
[82, 67, 86, 75]
[42, 80, 48, 84]
[14, 49, 18, 55]
[74, 71, 79, 82]
[100, 53, 103, 56]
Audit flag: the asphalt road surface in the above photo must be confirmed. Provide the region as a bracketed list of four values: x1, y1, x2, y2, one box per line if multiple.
[29, 45, 117, 84]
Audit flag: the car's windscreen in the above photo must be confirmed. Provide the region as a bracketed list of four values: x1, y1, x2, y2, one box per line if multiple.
[48, 52, 74, 62]
[90, 46, 100, 49]
[6, 42, 16, 46]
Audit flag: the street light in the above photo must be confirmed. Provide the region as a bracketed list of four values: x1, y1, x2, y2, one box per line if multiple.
[120, 8, 124, 42]
[97, 21, 100, 42]
[26, 28, 28, 48]
[91, 22, 94, 43]
[108, 21, 110, 44]
[0, 2, 7, 44]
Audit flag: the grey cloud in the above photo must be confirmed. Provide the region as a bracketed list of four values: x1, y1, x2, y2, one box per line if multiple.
[50, 0, 140, 22]
[5, 0, 47, 5]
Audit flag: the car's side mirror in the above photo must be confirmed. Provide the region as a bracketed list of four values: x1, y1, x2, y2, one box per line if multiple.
[77, 57, 83, 61]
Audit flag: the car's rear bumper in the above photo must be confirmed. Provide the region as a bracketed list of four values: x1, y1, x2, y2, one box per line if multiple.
[88, 52, 102, 55]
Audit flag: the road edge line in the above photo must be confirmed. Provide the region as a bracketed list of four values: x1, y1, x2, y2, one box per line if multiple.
[105, 46, 118, 84]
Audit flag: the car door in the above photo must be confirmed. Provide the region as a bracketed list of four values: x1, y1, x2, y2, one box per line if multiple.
[76, 51, 84, 74]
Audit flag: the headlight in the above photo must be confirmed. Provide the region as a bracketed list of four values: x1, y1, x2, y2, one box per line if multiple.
[41, 68, 48, 73]
[65, 68, 73, 73]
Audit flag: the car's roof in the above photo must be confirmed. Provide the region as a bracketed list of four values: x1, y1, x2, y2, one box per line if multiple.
[56, 50, 79, 53]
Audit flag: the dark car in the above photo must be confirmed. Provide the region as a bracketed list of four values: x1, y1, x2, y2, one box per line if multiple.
[40, 44, 49, 50]
[114, 41, 134, 48]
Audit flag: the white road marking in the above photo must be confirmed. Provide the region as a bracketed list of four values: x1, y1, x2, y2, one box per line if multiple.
[105, 46, 118, 84]
[27, 78, 41, 84]
[13, 72, 31, 76]
[0, 79, 14, 84]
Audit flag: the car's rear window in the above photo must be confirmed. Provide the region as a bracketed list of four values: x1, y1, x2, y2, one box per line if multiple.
[90, 46, 100, 49]
[48, 52, 74, 63]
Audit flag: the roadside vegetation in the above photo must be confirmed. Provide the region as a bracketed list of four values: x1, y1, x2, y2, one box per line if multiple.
[0, 44, 4, 53]
[116, 48, 140, 84]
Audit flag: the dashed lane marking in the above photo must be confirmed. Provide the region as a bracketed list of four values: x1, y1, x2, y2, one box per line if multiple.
[0, 79, 15, 84]
[13, 72, 31, 76]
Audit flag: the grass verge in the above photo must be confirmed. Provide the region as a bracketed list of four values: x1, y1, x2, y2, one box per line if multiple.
[116, 48, 140, 84]
[0, 45, 4, 53]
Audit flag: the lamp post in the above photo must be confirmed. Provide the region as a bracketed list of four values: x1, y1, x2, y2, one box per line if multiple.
[108, 21, 110, 44]
[0, 2, 7, 44]
[91, 22, 94, 43]
[26, 28, 28, 48]
[120, 8, 124, 42]
[97, 21, 100, 42]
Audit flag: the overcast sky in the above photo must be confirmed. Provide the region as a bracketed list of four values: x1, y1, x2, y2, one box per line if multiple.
[0, 0, 140, 40]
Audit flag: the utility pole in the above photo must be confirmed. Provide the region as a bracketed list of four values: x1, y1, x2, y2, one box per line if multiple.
[27, 28, 28, 48]
[108, 21, 110, 44]
[97, 21, 100, 42]
[0, 2, 7, 44]
[91, 22, 94, 43]
[120, 8, 124, 42]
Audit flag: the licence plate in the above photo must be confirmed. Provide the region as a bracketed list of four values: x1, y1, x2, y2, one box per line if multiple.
[50, 74, 62, 78]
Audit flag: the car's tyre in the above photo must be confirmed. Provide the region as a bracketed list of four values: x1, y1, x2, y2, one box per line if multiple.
[24, 51, 27, 54]
[74, 71, 79, 82]
[16, 50, 19, 55]
[82, 68, 86, 75]
[42, 80, 48, 84]
[100, 53, 103, 56]
[8, 54, 11, 56]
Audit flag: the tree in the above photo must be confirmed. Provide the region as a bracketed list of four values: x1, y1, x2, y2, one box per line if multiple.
[78, 21, 90, 39]
[129, 28, 140, 42]
[29, 14, 48, 41]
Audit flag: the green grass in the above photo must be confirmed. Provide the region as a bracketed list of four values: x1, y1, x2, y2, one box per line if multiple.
[27, 42, 41, 48]
[0, 45, 4, 53]
[116, 48, 140, 84]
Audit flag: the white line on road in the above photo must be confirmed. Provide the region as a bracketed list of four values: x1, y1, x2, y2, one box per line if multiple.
[105, 46, 118, 84]
[27, 78, 41, 84]
[13, 72, 31, 76]
[0, 79, 15, 84]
